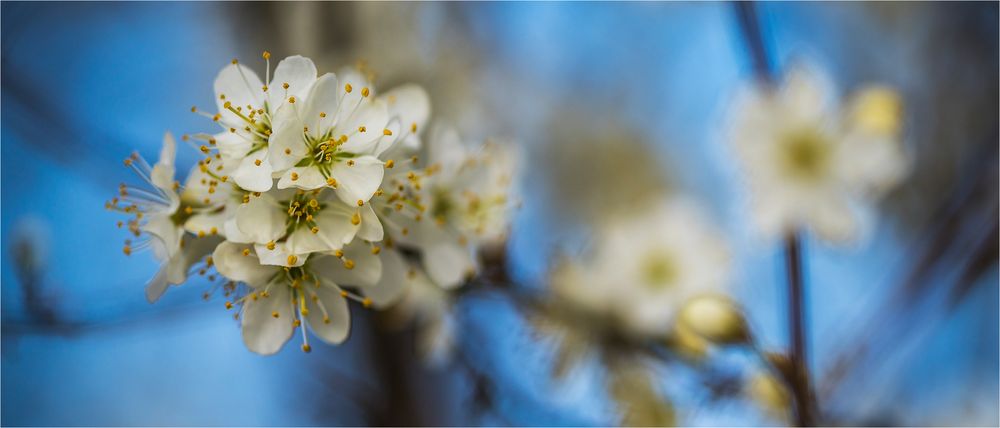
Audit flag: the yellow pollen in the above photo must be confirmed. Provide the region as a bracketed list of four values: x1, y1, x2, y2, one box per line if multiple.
[123, 245, 132, 256]
[311, 226, 319, 234]
[319, 112, 327, 118]
[301, 344, 312, 353]
[282, 82, 289, 90]
[291, 172, 299, 181]
[212, 114, 221, 122]
[190, 106, 197, 113]
[231, 58, 238, 65]
[385, 159, 395, 168]
[184, 206, 194, 214]
[347, 160, 355, 167]
[293, 319, 301, 327]
[197, 230, 206, 238]
[344, 83, 353, 93]
[224, 101, 232, 109]
[343, 259, 355, 270]
[361, 87, 370, 97]
[371, 246, 381, 255]
[225, 301, 233, 310]
[271, 311, 279, 318]
[383, 129, 393, 136]
[210, 227, 218, 235]
[339, 290, 348, 297]
[285, 148, 292, 155]
[351, 212, 361, 225]
[327, 177, 338, 188]
[362, 298, 372, 308]
[287, 255, 298, 265]
[411, 122, 418, 132]
[254, 159, 262, 166]
[334, 250, 344, 258]
[356, 199, 364, 207]
[242, 248, 251, 256]
[288, 96, 296, 104]
[262, 50, 271, 60]
[266, 241, 276, 250]
[323, 316, 331, 324]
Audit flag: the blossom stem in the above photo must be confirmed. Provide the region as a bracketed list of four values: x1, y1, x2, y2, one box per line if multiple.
[784, 233, 814, 426]
[734, 2, 816, 424]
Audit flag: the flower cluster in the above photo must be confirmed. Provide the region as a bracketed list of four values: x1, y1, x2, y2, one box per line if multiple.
[107, 53, 517, 355]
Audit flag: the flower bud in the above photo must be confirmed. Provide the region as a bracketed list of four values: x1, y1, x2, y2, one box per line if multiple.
[849, 85, 903, 136]
[677, 294, 749, 345]
[668, 322, 709, 360]
[747, 371, 791, 420]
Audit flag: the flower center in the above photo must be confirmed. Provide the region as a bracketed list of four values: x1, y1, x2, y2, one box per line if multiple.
[779, 130, 831, 181]
[641, 250, 679, 290]
[282, 190, 326, 235]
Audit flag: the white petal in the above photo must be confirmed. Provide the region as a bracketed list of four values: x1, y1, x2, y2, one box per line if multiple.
[356, 204, 383, 242]
[213, 241, 278, 287]
[303, 73, 341, 132]
[810, 195, 861, 244]
[147, 235, 222, 302]
[232, 151, 274, 192]
[311, 241, 382, 288]
[223, 217, 253, 244]
[363, 248, 408, 308]
[145, 268, 170, 304]
[235, 192, 286, 244]
[383, 84, 430, 133]
[423, 241, 475, 290]
[180, 165, 228, 207]
[330, 155, 384, 205]
[214, 130, 252, 160]
[303, 282, 351, 345]
[183, 211, 227, 238]
[142, 213, 183, 262]
[242, 284, 294, 355]
[214, 63, 265, 123]
[267, 110, 307, 173]
[269, 55, 317, 108]
[254, 242, 307, 267]
[150, 132, 177, 192]
[426, 124, 466, 177]
[338, 99, 390, 152]
[276, 166, 327, 190]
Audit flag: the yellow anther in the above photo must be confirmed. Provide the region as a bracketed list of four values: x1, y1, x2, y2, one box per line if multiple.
[323, 316, 331, 324]
[291, 172, 299, 181]
[190, 106, 197, 113]
[319, 112, 327, 118]
[231, 58, 238, 65]
[287, 255, 298, 265]
[385, 159, 395, 168]
[339, 290, 348, 297]
[402, 227, 409, 236]
[285, 148, 292, 155]
[343, 259, 355, 270]
[262, 85, 268, 92]
[123, 245, 132, 256]
[224, 101, 232, 109]
[212, 113, 221, 122]
[361, 87, 370, 97]
[344, 83, 353, 93]
[262, 51, 271, 60]
[266, 241, 276, 250]
[326, 177, 338, 188]
[197, 230, 206, 238]
[334, 250, 344, 258]
[301, 344, 312, 353]
[293, 319, 301, 327]
[123, 158, 133, 166]
[351, 212, 361, 225]
[225, 301, 233, 310]
[282, 82, 289, 90]
[308, 199, 319, 208]
[362, 298, 372, 308]
[347, 160, 355, 167]
[358, 126, 367, 133]
[383, 128, 393, 136]
[371, 246, 381, 255]
[288, 96, 296, 104]
[356, 199, 364, 207]
[411, 122, 418, 132]
[242, 248, 251, 256]
[311, 226, 319, 234]
[254, 159, 262, 166]
[271, 311, 279, 318]
[210, 227, 218, 235]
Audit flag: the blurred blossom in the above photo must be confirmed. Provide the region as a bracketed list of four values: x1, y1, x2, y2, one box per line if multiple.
[553, 198, 732, 337]
[727, 62, 909, 244]
[747, 370, 792, 422]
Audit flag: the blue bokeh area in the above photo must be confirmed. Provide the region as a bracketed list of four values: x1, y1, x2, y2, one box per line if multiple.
[2, 2, 997, 426]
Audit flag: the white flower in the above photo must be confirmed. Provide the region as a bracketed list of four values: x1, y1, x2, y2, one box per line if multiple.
[212, 240, 383, 355]
[109, 132, 227, 301]
[268, 72, 390, 205]
[727, 63, 908, 244]
[226, 188, 374, 265]
[205, 54, 319, 192]
[553, 199, 731, 337]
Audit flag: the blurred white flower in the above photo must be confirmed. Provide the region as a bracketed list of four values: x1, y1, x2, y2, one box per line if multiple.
[212, 240, 382, 355]
[728, 64, 908, 244]
[553, 199, 731, 337]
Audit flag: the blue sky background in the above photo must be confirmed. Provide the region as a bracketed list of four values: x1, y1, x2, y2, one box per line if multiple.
[2, 2, 996, 426]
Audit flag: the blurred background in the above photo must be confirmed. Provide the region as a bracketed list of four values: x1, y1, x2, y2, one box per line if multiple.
[1, 2, 997, 426]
